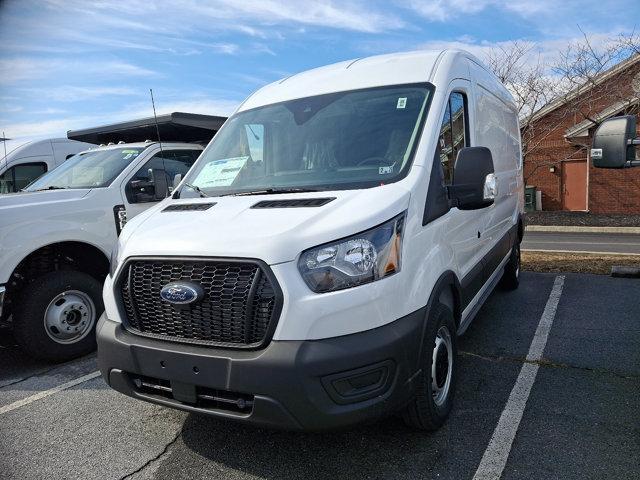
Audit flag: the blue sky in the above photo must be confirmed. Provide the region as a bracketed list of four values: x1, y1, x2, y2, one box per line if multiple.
[0, 0, 638, 140]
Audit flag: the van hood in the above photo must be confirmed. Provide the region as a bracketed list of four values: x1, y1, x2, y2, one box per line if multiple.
[119, 185, 411, 265]
[0, 189, 90, 208]
[0, 189, 93, 226]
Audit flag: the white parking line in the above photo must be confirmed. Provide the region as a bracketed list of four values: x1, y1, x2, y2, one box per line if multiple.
[0, 371, 101, 415]
[472, 275, 565, 480]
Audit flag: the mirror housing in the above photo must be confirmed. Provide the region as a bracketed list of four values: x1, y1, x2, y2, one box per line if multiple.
[449, 146, 496, 210]
[127, 168, 169, 203]
[591, 115, 639, 168]
[151, 168, 168, 200]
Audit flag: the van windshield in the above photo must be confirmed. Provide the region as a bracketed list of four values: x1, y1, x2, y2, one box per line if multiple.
[24, 147, 147, 191]
[179, 85, 431, 197]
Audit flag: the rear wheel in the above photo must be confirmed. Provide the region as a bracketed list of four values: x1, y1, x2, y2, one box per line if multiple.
[13, 271, 103, 362]
[500, 242, 521, 290]
[402, 303, 457, 430]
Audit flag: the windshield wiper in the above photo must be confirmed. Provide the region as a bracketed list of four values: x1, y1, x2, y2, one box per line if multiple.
[182, 183, 209, 198]
[31, 186, 67, 192]
[223, 187, 321, 197]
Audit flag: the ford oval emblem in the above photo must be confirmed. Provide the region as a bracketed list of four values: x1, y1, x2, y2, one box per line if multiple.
[160, 282, 203, 305]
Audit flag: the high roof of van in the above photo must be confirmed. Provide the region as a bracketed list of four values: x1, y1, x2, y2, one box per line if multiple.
[238, 49, 491, 112]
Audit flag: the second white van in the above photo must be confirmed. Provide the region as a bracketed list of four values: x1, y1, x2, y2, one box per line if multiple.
[98, 49, 524, 431]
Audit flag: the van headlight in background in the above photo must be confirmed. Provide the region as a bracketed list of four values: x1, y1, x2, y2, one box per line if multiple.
[298, 213, 405, 293]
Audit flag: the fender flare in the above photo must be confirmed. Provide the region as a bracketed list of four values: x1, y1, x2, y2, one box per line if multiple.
[414, 270, 462, 371]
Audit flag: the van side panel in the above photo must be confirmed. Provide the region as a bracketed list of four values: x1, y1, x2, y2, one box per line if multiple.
[469, 62, 522, 275]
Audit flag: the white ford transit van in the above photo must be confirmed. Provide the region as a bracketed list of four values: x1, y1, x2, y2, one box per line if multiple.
[98, 50, 524, 431]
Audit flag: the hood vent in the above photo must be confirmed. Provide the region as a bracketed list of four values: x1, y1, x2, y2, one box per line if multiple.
[162, 202, 216, 212]
[251, 198, 335, 209]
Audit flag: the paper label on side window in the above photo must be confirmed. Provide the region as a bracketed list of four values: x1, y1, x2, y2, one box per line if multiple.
[397, 97, 407, 109]
[193, 156, 249, 187]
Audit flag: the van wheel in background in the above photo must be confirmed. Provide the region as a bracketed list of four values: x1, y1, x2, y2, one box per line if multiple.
[500, 242, 521, 290]
[402, 303, 457, 430]
[13, 271, 103, 362]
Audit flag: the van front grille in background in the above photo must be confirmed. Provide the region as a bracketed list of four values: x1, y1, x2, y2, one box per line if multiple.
[118, 258, 281, 348]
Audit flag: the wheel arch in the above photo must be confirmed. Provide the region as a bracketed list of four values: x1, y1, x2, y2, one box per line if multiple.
[2, 241, 110, 321]
[414, 270, 462, 371]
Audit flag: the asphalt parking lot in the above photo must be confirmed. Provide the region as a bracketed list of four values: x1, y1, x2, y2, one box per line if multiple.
[1, 271, 638, 480]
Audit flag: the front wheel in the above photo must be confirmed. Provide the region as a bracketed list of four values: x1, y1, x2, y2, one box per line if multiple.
[13, 271, 104, 362]
[402, 303, 457, 430]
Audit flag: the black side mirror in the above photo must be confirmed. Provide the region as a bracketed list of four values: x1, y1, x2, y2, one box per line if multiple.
[151, 168, 169, 200]
[127, 168, 169, 203]
[591, 115, 639, 168]
[449, 146, 496, 210]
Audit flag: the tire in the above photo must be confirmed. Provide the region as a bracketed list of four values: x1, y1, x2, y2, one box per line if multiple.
[13, 271, 104, 362]
[402, 303, 457, 430]
[500, 242, 521, 290]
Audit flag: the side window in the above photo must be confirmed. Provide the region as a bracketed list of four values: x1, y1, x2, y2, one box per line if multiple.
[128, 150, 199, 203]
[438, 92, 468, 184]
[0, 163, 47, 193]
[0, 168, 13, 193]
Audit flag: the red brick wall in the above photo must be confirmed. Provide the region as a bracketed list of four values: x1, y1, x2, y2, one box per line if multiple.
[524, 56, 640, 213]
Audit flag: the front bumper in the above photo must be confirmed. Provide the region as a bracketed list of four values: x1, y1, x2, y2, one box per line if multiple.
[97, 307, 426, 431]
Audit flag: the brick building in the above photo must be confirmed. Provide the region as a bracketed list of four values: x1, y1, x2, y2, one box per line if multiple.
[524, 54, 640, 213]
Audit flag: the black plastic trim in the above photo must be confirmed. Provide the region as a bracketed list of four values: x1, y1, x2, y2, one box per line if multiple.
[97, 305, 426, 431]
[251, 198, 335, 209]
[162, 202, 216, 212]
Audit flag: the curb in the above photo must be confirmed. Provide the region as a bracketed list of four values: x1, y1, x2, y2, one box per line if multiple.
[522, 248, 640, 256]
[611, 266, 640, 278]
[525, 225, 640, 234]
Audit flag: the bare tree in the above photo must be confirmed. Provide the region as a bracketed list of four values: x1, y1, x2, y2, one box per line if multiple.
[483, 31, 640, 184]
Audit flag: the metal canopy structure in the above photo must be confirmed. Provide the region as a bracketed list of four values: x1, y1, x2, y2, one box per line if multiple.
[67, 112, 227, 145]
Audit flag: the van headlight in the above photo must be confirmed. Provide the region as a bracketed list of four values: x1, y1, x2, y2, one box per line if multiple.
[298, 213, 405, 293]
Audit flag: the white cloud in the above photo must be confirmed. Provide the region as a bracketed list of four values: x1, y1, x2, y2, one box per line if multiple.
[24, 86, 140, 102]
[41, 0, 405, 34]
[0, 58, 158, 85]
[1, 97, 239, 140]
[402, 0, 562, 22]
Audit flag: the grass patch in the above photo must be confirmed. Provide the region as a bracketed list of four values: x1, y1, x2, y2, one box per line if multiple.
[522, 251, 640, 275]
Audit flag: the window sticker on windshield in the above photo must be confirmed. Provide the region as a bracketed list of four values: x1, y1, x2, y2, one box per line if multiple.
[121, 149, 140, 160]
[193, 156, 249, 187]
[73, 166, 103, 185]
[379, 165, 394, 174]
[396, 97, 407, 109]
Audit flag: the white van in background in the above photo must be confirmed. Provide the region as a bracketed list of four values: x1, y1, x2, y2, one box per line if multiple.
[98, 50, 524, 432]
[0, 138, 93, 193]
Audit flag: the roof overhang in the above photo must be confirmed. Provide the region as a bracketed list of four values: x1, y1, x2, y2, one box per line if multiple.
[67, 112, 227, 145]
[565, 96, 639, 139]
[530, 53, 640, 123]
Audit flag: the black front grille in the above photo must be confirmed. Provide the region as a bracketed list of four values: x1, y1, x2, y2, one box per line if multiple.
[118, 258, 281, 348]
